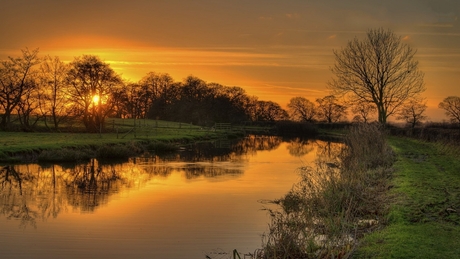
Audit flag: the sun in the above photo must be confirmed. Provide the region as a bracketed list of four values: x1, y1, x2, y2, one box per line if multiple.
[92, 95, 100, 104]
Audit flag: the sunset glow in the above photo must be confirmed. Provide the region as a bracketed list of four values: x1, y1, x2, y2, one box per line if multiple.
[92, 95, 100, 104]
[1, 0, 459, 121]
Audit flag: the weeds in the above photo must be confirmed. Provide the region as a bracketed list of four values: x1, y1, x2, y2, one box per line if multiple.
[259, 123, 395, 259]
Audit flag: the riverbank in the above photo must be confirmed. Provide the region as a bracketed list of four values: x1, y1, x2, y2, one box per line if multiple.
[354, 137, 460, 258]
[0, 128, 233, 163]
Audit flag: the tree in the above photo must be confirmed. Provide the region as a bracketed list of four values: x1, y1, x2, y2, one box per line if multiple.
[316, 95, 347, 123]
[0, 48, 40, 130]
[350, 100, 376, 123]
[37, 55, 70, 130]
[439, 96, 460, 123]
[254, 100, 288, 121]
[396, 98, 427, 128]
[287, 97, 316, 122]
[329, 28, 425, 124]
[66, 55, 122, 132]
[139, 72, 175, 119]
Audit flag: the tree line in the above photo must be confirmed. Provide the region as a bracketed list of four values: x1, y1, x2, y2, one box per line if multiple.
[1, 28, 459, 133]
[0, 49, 291, 132]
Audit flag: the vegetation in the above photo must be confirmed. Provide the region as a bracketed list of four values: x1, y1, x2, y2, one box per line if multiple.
[354, 137, 460, 258]
[258, 123, 395, 258]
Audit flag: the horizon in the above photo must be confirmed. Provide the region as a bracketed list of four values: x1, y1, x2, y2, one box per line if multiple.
[1, 0, 459, 122]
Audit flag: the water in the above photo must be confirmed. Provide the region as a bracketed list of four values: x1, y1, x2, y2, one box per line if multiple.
[0, 136, 340, 259]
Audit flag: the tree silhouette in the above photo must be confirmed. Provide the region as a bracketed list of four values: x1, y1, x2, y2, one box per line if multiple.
[316, 95, 347, 123]
[438, 96, 460, 124]
[329, 28, 425, 124]
[37, 55, 71, 130]
[66, 55, 122, 132]
[397, 98, 427, 128]
[287, 97, 316, 122]
[0, 48, 40, 130]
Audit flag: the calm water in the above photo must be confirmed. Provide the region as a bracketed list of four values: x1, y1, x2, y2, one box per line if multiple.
[0, 136, 340, 259]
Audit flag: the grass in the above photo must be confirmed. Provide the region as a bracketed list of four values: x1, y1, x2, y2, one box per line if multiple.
[0, 118, 243, 162]
[354, 137, 460, 258]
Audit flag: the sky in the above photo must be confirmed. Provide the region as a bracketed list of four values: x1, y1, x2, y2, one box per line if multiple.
[1, 0, 459, 121]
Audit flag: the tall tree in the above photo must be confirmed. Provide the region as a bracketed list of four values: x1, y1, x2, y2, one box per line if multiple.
[66, 55, 122, 132]
[287, 97, 316, 122]
[329, 28, 425, 124]
[316, 95, 347, 123]
[396, 98, 427, 128]
[439, 96, 460, 123]
[37, 55, 70, 130]
[0, 48, 40, 130]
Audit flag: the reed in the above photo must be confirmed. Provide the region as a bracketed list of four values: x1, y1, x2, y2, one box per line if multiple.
[259, 123, 395, 259]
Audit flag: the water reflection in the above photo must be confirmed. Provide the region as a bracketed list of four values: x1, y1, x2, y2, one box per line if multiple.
[0, 136, 345, 259]
[0, 135, 288, 228]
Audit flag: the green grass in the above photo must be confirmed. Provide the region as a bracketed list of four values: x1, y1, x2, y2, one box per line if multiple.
[0, 118, 243, 162]
[354, 137, 460, 258]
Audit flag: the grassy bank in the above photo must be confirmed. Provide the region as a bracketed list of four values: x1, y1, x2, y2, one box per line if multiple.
[0, 119, 244, 163]
[354, 137, 460, 258]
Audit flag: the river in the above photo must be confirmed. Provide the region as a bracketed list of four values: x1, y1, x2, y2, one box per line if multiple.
[0, 135, 341, 259]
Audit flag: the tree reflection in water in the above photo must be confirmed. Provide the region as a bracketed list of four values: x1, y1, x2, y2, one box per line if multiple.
[0, 135, 316, 228]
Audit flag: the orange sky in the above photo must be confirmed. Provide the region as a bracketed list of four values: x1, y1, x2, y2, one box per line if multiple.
[1, 0, 459, 121]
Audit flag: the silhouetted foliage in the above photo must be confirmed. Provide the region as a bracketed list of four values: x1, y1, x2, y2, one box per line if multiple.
[287, 96, 316, 122]
[66, 55, 122, 132]
[316, 95, 347, 123]
[0, 48, 40, 130]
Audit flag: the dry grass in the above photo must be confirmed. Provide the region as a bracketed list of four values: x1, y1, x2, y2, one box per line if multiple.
[259, 123, 395, 259]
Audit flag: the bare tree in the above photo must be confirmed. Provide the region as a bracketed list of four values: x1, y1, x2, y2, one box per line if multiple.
[316, 95, 347, 123]
[397, 98, 427, 128]
[66, 55, 122, 132]
[287, 97, 316, 122]
[329, 28, 425, 124]
[37, 55, 70, 130]
[0, 48, 40, 130]
[439, 96, 460, 123]
[350, 100, 377, 123]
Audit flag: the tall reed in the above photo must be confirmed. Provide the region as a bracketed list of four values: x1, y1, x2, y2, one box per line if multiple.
[259, 123, 395, 259]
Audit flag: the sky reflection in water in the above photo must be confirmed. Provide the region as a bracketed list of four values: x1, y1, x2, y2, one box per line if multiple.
[0, 136, 342, 259]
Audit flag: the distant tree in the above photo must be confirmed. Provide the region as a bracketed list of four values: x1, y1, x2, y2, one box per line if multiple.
[316, 95, 347, 123]
[139, 72, 177, 119]
[0, 48, 40, 130]
[254, 100, 288, 121]
[66, 55, 122, 132]
[397, 98, 427, 128]
[329, 28, 425, 124]
[287, 97, 316, 122]
[37, 55, 70, 130]
[15, 81, 40, 130]
[139, 72, 174, 119]
[350, 101, 376, 123]
[438, 96, 460, 123]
